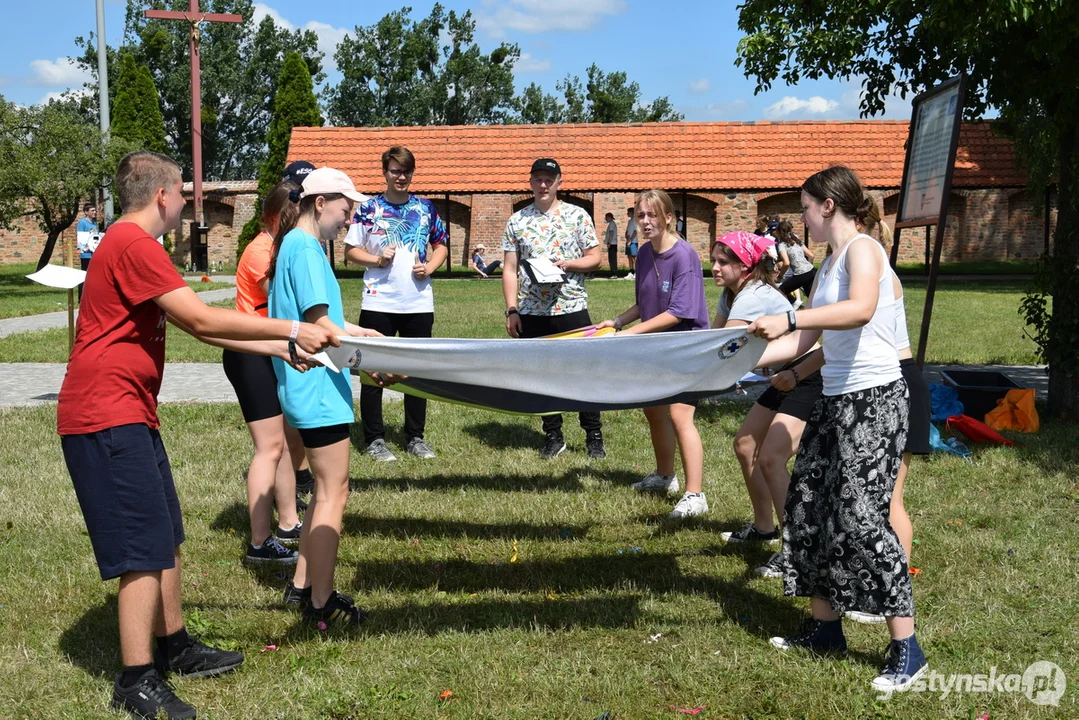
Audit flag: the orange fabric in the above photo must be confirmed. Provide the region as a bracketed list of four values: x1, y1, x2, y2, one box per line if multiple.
[985, 388, 1040, 433]
[235, 231, 273, 316]
[286, 121, 1023, 194]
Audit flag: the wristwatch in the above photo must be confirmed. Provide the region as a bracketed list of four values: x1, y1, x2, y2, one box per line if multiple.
[505, 307, 519, 318]
[613, 316, 624, 331]
[787, 308, 798, 333]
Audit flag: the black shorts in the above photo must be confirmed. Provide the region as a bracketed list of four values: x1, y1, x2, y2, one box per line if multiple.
[298, 424, 351, 449]
[222, 349, 282, 423]
[756, 368, 824, 421]
[902, 358, 931, 455]
[518, 309, 593, 338]
[61, 424, 185, 580]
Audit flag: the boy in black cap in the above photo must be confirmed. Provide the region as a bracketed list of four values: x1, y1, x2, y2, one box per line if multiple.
[501, 158, 606, 460]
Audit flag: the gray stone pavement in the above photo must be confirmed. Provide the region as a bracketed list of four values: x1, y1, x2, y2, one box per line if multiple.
[0, 360, 1046, 409]
[0, 287, 238, 339]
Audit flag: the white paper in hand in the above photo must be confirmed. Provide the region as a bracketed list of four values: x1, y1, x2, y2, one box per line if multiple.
[309, 342, 361, 374]
[526, 257, 565, 283]
[26, 264, 87, 289]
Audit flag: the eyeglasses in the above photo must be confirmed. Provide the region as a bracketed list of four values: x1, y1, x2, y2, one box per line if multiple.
[387, 168, 413, 178]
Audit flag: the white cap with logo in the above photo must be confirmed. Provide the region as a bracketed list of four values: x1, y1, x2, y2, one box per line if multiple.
[300, 167, 367, 203]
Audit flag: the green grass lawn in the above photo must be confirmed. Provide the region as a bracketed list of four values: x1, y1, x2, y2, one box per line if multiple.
[0, 402, 1075, 718]
[0, 276, 1047, 366]
[0, 263, 234, 320]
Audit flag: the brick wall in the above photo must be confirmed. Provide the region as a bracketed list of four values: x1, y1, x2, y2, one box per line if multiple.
[0, 211, 69, 265]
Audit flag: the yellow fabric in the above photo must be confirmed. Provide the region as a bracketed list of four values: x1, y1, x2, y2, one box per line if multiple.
[984, 388, 1039, 432]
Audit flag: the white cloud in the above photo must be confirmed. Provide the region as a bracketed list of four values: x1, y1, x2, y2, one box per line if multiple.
[37, 88, 91, 105]
[252, 3, 349, 60]
[28, 57, 92, 88]
[688, 77, 710, 95]
[763, 95, 839, 119]
[477, 0, 627, 36]
[514, 53, 551, 73]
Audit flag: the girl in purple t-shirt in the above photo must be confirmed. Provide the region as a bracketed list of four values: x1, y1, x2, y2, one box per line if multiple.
[597, 190, 710, 518]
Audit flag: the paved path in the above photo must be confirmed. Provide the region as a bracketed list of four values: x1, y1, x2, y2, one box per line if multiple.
[0, 361, 1045, 409]
[0, 287, 237, 339]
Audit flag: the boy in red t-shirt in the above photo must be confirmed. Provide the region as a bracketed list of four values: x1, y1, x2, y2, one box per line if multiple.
[57, 151, 338, 720]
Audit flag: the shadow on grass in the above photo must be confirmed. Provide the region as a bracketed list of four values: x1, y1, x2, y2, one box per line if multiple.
[342, 514, 593, 540]
[59, 593, 120, 679]
[349, 470, 587, 493]
[463, 421, 544, 450]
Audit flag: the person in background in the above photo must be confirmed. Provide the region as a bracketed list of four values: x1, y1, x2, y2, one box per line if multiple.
[344, 146, 448, 462]
[76, 203, 99, 300]
[472, 244, 502, 277]
[675, 210, 686, 237]
[625, 207, 639, 278]
[775, 220, 817, 308]
[604, 212, 619, 274]
[502, 158, 606, 461]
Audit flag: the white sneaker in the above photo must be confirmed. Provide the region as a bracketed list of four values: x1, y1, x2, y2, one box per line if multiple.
[626, 272, 635, 280]
[792, 297, 804, 310]
[670, 491, 708, 518]
[845, 611, 887, 624]
[631, 472, 679, 494]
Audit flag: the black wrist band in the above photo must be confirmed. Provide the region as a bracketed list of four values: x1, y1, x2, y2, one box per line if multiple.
[790, 367, 800, 384]
[288, 340, 299, 365]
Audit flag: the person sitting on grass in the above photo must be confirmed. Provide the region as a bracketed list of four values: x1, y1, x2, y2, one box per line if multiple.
[471, 244, 502, 277]
[597, 189, 710, 518]
[270, 167, 383, 629]
[57, 150, 338, 720]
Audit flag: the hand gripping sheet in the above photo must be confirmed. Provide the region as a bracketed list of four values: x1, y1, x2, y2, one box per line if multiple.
[321, 327, 765, 415]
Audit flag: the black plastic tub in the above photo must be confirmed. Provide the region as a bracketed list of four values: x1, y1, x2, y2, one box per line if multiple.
[940, 370, 1022, 420]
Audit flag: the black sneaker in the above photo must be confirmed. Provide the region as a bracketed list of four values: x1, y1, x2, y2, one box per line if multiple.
[585, 433, 606, 460]
[245, 537, 298, 564]
[282, 582, 311, 607]
[274, 521, 303, 545]
[112, 669, 196, 720]
[769, 618, 848, 654]
[302, 589, 368, 628]
[154, 635, 244, 679]
[721, 522, 780, 544]
[539, 432, 566, 460]
[295, 469, 315, 495]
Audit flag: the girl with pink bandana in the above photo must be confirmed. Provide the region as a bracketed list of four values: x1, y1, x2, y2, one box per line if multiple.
[710, 232, 824, 580]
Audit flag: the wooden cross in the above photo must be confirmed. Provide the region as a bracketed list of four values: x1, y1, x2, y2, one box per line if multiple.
[144, 2, 242, 228]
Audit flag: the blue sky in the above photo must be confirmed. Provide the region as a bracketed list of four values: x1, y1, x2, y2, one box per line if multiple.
[2, 0, 912, 121]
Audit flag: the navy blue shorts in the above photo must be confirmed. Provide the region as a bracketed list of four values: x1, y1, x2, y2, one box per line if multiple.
[61, 424, 185, 580]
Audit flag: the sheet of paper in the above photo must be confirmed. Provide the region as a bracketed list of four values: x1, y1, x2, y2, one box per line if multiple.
[25, 264, 87, 289]
[526, 257, 565, 283]
[309, 343, 361, 374]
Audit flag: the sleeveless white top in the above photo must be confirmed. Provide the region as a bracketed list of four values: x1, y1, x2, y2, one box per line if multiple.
[810, 234, 902, 395]
[892, 271, 911, 352]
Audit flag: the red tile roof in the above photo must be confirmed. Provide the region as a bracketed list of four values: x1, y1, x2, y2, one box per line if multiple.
[287, 121, 1025, 194]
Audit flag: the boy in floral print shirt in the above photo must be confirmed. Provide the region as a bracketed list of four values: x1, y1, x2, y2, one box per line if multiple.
[501, 158, 606, 461]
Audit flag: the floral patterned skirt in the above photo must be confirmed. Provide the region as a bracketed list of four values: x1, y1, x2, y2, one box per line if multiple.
[782, 378, 914, 616]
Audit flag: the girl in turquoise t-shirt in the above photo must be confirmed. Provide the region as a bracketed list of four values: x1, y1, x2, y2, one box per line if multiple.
[267, 168, 380, 628]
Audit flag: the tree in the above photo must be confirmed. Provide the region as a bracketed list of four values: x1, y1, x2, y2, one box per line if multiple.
[328, 4, 519, 127]
[236, 51, 323, 258]
[736, 1, 1079, 419]
[76, 0, 323, 181]
[0, 95, 131, 269]
[111, 53, 167, 153]
[516, 65, 683, 125]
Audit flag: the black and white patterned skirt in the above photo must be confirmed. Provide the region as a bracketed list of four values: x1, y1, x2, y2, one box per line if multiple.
[782, 378, 914, 616]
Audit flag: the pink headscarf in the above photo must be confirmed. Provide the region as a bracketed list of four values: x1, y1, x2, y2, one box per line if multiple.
[716, 231, 774, 268]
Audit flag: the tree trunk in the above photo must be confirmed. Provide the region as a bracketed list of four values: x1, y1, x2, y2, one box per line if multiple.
[1047, 121, 1079, 419]
[36, 229, 63, 271]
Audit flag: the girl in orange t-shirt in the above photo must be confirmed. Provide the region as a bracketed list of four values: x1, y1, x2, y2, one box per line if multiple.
[222, 181, 313, 564]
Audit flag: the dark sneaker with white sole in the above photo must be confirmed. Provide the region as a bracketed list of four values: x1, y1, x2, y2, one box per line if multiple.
[282, 582, 311, 607]
[112, 669, 196, 719]
[366, 439, 397, 462]
[274, 521, 303, 545]
[539, 432, 566, 460]
[302, 589, 368, 628]
[755, 551, 788, 578]
[153, 635, 244, 679]
[871, 635, 928, 693]
[769, 618, 848, 654]
[721, 522, 780, 544]
[245, 537, 298, 565]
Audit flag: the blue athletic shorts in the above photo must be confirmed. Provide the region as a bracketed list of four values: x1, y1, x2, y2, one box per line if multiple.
[61, 423, 185, 580]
